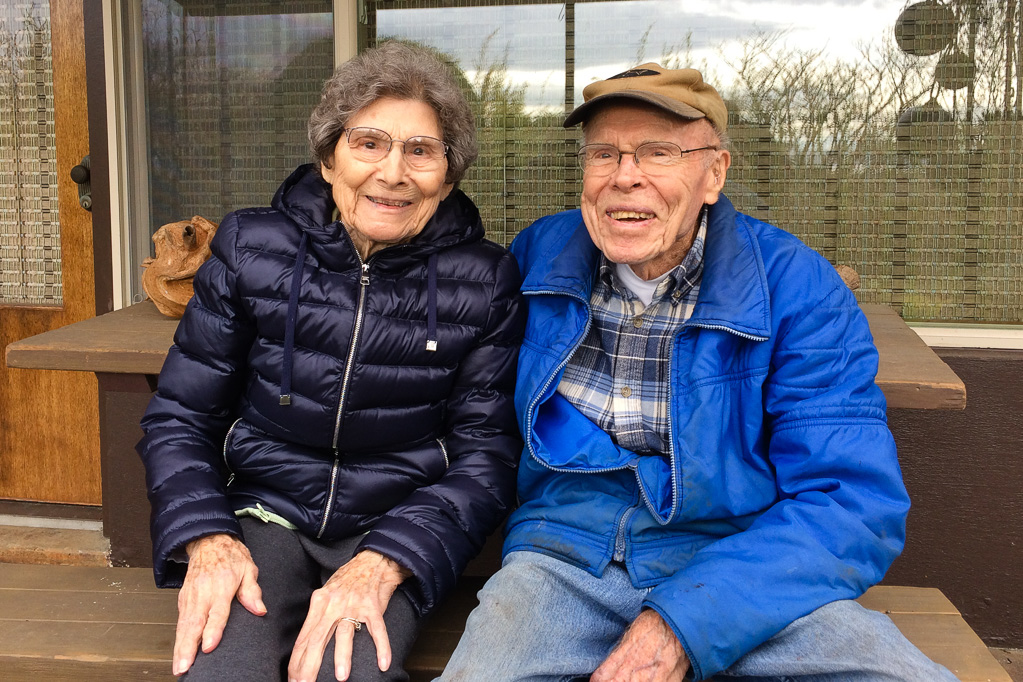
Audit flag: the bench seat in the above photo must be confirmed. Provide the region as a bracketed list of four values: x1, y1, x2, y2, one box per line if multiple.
[0, 562, 1009, 681]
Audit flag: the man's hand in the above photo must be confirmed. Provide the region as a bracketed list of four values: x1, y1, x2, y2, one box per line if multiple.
[288, 550, 411, 682]
[174, 533, 265, 676]
[590, 609, 690, 682]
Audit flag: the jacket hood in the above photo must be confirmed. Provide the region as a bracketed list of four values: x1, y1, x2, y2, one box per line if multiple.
[517, 194, 771, 339]
[272, 163, 485, 271]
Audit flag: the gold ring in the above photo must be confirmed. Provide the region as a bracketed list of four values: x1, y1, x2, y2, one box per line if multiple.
[340, 617, 363, 631]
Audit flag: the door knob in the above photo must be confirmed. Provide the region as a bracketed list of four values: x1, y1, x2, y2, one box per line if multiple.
[70, 155, 92, 211]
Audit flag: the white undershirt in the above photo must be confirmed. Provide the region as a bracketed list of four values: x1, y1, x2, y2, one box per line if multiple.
[614, 262, 671, 307]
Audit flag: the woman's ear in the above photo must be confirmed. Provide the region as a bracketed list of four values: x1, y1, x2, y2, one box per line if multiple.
[320, 161, 335, 184]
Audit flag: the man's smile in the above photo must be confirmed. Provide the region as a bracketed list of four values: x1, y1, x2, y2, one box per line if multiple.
[607, 209, 656, 222]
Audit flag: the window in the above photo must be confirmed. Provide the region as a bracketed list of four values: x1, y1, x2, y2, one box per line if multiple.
[366, 0, 1023, 324]
[122, 0, 334, 302]
[0, 1, 59, 306]
[118, 0, 1023, 324]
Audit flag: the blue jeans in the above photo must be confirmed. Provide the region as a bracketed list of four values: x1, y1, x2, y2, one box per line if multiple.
[438, 551, 958, 682]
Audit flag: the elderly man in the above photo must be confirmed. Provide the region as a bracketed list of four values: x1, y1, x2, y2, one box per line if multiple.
[439, 64, 957, 682]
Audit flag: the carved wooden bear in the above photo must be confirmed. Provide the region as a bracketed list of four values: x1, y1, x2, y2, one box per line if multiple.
[142, 215, 218, 318]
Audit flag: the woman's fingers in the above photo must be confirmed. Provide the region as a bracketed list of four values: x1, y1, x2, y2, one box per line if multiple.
[200, 592, 233, 652]
[171, 534, 262, 676]
[333, 619, 357, 681]
[288, 550, 410, 681]
[289, 588, 338, 681]
[364, 613, 393, 672]
[172, 587, 209, 675]
[236, 566, 267, 617]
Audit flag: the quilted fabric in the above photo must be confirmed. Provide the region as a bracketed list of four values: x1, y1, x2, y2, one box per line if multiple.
[138, 164, 525, 614]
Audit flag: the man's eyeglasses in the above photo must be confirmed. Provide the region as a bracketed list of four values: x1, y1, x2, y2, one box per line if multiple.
[577, 142, 718, 176]
[343, 127, 449, 169]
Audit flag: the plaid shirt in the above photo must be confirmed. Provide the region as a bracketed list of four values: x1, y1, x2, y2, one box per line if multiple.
[556, 209, 707, 456]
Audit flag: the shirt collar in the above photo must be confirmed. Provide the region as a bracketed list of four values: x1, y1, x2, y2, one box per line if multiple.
[598, 205, 708, 304]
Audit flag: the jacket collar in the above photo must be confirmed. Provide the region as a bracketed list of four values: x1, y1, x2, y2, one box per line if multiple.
[520, 194, 771, 339]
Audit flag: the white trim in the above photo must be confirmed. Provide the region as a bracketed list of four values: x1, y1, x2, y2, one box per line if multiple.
[910, 324, 1023, 349]
[335, 0, 359, 65]
[103, 0, 127, 310]
[0, 514, 104, 532]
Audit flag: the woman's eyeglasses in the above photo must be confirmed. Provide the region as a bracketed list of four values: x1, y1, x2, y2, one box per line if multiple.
[343, 127, 448, 170]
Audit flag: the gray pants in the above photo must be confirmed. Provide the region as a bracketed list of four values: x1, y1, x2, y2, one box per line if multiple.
[185, 517, 421, 681]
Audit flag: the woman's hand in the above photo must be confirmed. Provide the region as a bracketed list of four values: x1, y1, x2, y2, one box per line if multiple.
[288, 550, 411, 682]
[173, 533, 265, 676]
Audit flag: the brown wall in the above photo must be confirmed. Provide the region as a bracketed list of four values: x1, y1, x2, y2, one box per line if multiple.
[885, 348, 1023, 648]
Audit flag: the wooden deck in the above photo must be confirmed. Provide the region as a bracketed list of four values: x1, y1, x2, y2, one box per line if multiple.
[0, 563, 1011, 681]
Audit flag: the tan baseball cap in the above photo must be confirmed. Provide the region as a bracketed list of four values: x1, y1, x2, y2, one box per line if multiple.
[564, 63, 728, 132]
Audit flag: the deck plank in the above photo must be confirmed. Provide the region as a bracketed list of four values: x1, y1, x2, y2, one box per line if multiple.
[0, 563, 161, 592]
[858, 584, 960, 615]
[0, 565, 1009, 682]
[887, 613, 1013, 682]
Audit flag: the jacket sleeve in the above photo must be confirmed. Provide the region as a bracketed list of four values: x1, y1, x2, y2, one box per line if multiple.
[136, 213, 256, 588]
[644, 281, 909, 680]
[357, 250, 526, 614]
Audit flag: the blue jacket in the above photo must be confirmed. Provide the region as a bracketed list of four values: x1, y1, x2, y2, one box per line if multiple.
[138, 164, 524, 615]
[506, 196, 909, 680]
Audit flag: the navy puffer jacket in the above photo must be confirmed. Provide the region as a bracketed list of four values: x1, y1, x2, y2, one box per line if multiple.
[138, 164, 525, 614]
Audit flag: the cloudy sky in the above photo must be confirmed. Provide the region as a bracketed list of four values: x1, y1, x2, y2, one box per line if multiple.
[377, 0, 905, 112]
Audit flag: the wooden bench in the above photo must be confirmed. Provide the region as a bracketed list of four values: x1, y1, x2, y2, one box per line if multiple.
[0, 562, 1010, 681]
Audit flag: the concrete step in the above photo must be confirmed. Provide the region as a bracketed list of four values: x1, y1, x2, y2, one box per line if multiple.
[0, 501, 109, 567]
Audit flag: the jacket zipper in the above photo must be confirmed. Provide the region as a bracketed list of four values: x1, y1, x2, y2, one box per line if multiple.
[613, 500, 639, 562]
[319, 260, 371, 538]
[523, 290, 600, 469]
[522, 295, 769, 554]
[685, 321, 768, 342]
[522, 290, 633, 477]
[222, 417, 243, 487]
[658, 322, 766, 518]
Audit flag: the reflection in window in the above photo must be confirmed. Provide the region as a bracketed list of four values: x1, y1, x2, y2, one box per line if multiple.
[131, 0, 333, 300]
[0, 2, 60, 306]
[367, 0, 1022, 323]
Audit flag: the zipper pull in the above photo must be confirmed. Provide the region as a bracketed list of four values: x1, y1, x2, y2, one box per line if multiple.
[360, 262, 370, 286]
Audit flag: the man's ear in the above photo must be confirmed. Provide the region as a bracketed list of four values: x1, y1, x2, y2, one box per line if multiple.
[704, 149, 731, 205]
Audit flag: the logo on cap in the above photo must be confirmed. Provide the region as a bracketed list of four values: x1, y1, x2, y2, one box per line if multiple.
[607, 68, 661, 80]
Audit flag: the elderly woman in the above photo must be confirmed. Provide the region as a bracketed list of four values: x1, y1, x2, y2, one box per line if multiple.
[137, 42, 524, 682]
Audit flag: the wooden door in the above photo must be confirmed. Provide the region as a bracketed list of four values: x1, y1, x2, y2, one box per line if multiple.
[0, 0, 100, 504]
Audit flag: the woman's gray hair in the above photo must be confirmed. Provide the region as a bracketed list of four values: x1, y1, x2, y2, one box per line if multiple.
[308, 41, 478, 185]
